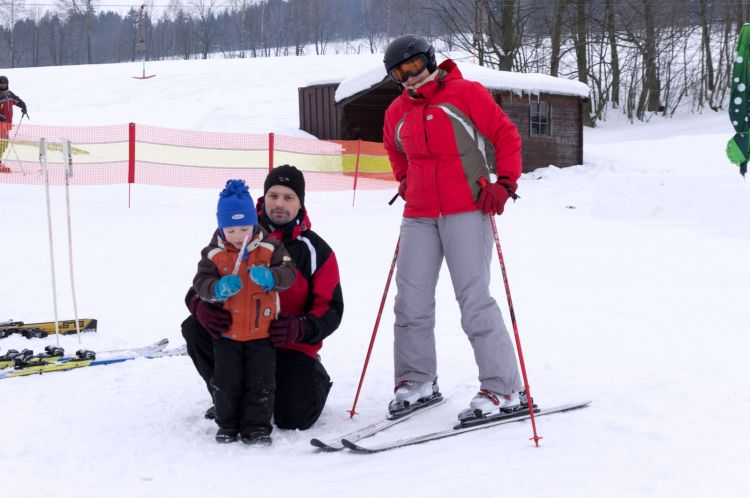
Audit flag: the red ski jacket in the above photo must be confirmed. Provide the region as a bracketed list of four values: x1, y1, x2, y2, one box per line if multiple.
[383, 60, 522, 218]
[0, 90, 26, 132]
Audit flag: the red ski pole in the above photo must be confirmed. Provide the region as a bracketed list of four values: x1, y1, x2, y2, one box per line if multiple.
[480, 177, 542, 446]
[347, 236, 400, 418]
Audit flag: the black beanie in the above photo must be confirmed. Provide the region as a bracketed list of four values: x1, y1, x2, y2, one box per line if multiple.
[264, 164, 305, 205]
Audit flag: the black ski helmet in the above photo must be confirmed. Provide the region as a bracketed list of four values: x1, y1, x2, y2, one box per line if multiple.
[383, 35, 437, 81]
[0, 76, 7, 85]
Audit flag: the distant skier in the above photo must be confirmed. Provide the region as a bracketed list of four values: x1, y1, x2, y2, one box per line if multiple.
[192, 179, 297, 446]
[382, 35, 525, 422]
[0, 75, 28, 173]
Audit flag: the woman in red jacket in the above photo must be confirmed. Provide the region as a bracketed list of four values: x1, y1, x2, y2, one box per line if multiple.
[382, 35, 525, 423]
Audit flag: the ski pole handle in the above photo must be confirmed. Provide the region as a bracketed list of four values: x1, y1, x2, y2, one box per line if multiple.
[231, 235, 250, 275]
[388, 193, 399, 205]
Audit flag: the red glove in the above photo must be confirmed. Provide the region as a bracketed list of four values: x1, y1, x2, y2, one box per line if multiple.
[188, 296, 232, 340]
[269, 313, 309, 347]
[476, 179, 518, 216]
[398, 178, 407, 200]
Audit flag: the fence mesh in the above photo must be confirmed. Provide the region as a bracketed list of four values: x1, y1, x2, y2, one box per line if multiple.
[0, 123, 397, 192]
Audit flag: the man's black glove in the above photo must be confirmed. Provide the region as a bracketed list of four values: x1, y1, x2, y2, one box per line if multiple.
[269, 313, 309, 347]
[188, 296, 232, 340]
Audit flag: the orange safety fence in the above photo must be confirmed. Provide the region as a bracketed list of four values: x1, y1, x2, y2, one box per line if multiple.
[0, 123, 397, 195]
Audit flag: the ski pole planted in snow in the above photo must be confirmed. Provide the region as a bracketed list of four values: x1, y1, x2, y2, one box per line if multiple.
[348, 236, 400, 418]
[40, 138, 62, 346]
[5, 113, 27, 176]
[479, 176, 542, 447]
[61, 139, 82, 344]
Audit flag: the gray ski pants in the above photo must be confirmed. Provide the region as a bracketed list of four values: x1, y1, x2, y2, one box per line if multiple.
[393, 211, 522, 395]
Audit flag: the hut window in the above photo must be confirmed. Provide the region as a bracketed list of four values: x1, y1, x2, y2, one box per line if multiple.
[530, 102, 550, 136]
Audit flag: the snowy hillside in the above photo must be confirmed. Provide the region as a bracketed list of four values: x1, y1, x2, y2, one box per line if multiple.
[1, 58, 749, 498]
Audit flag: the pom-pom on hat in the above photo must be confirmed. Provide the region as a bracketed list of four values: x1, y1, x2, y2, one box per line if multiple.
[264, 164, 305, 206]
[216, 179, 258, 228]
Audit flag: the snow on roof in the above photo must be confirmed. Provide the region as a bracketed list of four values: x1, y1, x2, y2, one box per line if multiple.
[334, 59, 590, 103]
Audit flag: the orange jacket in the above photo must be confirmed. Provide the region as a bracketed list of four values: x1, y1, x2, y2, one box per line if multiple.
[193, 230, 296, 341]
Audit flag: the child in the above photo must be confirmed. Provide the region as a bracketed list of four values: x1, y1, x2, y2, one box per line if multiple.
[192, 179, 296, 445]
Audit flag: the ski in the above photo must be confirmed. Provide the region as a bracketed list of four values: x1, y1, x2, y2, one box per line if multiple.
[0, 338, 169, 370]
[310, 397, 447, 452]
[0, 339, 180, 380]
[0, 319, 98, 339]
[342, 400, 591, 453]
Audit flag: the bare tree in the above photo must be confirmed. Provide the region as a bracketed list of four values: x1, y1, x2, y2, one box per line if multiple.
[362, 0, 384, 54]
[56, 0, 97, 64]
[548, 0, 568, 77]
[191, 0, 217, 59]
[0, 0, 26, 67]
[642, 0, 661, 113]
[604, 0, 619, 108]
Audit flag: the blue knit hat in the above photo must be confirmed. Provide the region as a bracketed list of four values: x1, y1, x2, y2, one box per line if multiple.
[216, 179, 258, 228]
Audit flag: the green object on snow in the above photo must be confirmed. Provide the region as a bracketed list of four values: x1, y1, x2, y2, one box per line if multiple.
[727, 23, 750, 177]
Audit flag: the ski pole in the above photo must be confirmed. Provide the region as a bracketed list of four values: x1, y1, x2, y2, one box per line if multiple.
[4, 113, 27, 175]
[40, 138, 62, 347]
[348, 236, 400, 418]
[62, 139, 82, 345]
[478, 177, 542, 447]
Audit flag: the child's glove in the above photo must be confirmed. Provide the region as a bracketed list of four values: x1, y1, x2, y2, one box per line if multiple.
[214, 274, 242, 301]
[248, 266, 275, 291]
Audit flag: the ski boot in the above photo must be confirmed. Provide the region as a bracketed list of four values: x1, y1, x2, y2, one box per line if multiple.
[240, 430, 272, 447]
[215, 428, 238, 443]
[387, 378, 442, 419]
[458, 389, 522, 422]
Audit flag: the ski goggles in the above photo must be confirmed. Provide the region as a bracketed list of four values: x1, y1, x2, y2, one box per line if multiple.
[388, 54, 429, 84]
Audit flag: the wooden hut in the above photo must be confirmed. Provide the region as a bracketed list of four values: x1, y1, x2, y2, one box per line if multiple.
[299, 62, 589, 173]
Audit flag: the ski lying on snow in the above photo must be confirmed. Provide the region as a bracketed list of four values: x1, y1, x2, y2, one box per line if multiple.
[342, 400, 591, 453]
[0, 338, 169, 369]
[0, 340, 183, 380]
[0, 318, 98, 339]
[310, 397, 447, 452]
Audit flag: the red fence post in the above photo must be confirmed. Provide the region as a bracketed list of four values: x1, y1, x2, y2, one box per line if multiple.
[128, 122, 136, 208]
[268, 132, 274, 172]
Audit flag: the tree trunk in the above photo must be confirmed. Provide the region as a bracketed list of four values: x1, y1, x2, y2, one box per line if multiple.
[700, 0, 714, 106]
[499, 0, 515, 70]
[605, 0, 620, 108]
[644, 1, 661, 112]
[549, 0, 566, 77]
[574, 0, 593, 125]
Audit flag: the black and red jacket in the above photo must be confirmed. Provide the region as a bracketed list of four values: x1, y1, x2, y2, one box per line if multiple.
[0, 90, 26, 125]
[187, 201, 343, 359]
[257, 199, 343, 358]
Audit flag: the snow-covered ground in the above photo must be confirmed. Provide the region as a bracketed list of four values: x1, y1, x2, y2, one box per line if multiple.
[1, 58, 748, 497]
